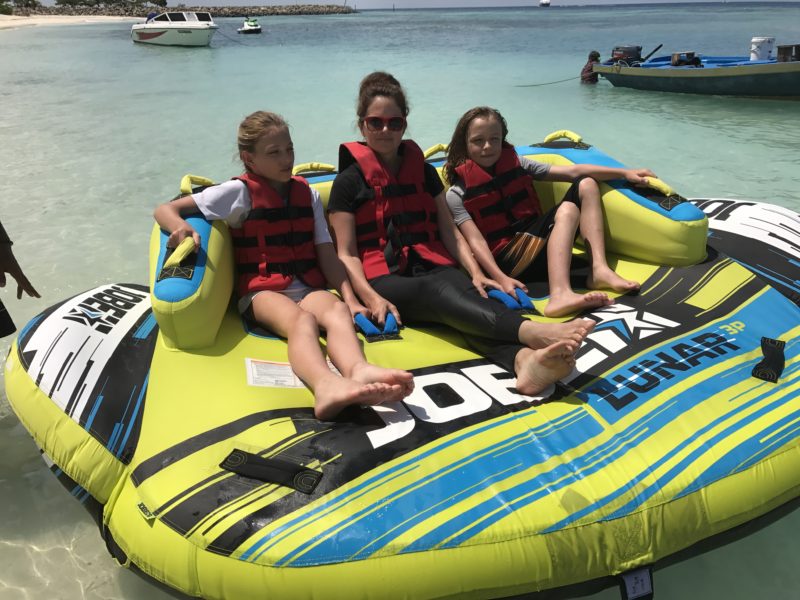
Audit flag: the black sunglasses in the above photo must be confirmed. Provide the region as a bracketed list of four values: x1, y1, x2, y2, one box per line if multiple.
[363, 116, 406, 132]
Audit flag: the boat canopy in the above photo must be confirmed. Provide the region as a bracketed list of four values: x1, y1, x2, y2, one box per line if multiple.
[150, 12, 214, 23]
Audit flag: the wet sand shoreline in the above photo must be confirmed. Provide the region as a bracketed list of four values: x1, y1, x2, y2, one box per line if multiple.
[0, 15, 138, 30]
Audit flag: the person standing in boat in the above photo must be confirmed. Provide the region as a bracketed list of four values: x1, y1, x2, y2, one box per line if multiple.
[444, 106, 652, 318]
[581, 50, 601, 84]
[154, 111, 413, 420]
[328, 72, 594, 397]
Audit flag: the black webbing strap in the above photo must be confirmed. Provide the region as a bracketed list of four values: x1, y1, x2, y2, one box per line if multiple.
[220, 449, 322, 494]
[247, 205, 314, 221]
[479, 188, 530, 218]
[381, 183, 419, 198]
[656, 195, 687, 211]
[383, 220, 439, 273]
[399, 231, 434, 245]
[157, 245, 198, 282]
[752, 337, 786, 383]
[463, 166, 527, 200]
[237, 259, 318, 275]
[392, 210, 428, 226]
[384, 219, 404, 273]
[232, 231, 314, 248]
[636, 188, 688, 212]
[485, 225, 515, 243]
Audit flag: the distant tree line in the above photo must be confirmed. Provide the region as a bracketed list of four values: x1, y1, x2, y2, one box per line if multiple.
[51, 0, 167, 6]
[0, 0, 166, 11]
[1, 0, 351, 15]
[1, 0, 43, 14]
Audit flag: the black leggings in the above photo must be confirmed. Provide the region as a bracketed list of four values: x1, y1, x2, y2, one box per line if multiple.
[370, 266, 525, 372]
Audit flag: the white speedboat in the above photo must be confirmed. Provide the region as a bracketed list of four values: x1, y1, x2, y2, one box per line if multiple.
[131, 12, 218, 47]
[539, 0, 551, 6]
[237, 17, 262, 34]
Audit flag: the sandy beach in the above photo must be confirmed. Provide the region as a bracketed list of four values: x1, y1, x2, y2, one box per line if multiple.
[0, 14, 137, 30]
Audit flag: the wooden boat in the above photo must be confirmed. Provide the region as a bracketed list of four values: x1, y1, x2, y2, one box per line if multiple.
[594, 44, 800, 98]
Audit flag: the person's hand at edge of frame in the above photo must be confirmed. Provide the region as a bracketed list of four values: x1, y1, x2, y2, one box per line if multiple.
[0, 243, 41, 300]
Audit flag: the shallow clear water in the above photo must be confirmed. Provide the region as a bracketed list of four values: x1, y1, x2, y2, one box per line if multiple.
[1, 3, 800, 598]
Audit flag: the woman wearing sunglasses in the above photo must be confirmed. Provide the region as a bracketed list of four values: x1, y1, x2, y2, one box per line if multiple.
[328, 72, 594, 396]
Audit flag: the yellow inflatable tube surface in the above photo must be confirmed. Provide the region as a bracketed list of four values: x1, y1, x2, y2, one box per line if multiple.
[16, 133, 800, 600]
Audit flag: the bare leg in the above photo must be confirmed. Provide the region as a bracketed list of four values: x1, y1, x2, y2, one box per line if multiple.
[544, 200, 613, 318]
[514, 341, 578, 396]
[299, 290, 414, 398]
[251, 291, 400, 420]
[577, 178, 640, 293]
[518, 316, 595, 350]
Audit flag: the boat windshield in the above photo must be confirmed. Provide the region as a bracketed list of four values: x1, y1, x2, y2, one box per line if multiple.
[196, 13, 214, 22]
[166, 12, 187, 21]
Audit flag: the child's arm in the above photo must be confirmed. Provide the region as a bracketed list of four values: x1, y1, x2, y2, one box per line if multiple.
[543, 164, 655, 185]
[309, 187, 369, 318]
[315, 242, 369, 318]
[433, 192, 501, 298]
[458, 219, 526, 295]
[153, 196, 202, 249]
[443, 185, 522, 294]
[329, 210, 401, 326]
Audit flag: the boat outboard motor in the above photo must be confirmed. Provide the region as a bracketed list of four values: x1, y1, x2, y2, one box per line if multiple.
[611, 45, 643, 65]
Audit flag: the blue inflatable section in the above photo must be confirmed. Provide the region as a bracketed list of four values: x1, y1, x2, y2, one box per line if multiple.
[152, 215, 213, 303]
[427, 143, 704, 222]
[515, 144, 706, 222]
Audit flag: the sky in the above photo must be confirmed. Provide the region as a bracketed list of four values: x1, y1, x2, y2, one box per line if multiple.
[195, 0, 798, 7]
[377, 0, 796, 5]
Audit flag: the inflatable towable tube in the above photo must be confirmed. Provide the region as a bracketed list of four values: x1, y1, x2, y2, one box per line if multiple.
[5, 133, 800, 600]
[521, 130, 708, 266]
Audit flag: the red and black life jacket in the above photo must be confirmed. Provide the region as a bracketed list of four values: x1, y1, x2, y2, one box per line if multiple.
[339, 140, 456, 279]
[231, 172, 325, 296]
[455, 144, 542, 256]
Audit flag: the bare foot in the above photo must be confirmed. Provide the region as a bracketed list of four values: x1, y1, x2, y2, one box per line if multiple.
[350, 362, 414, 399]
[515, 341, 578, 396]
[587, 266, 640, 293]
[520, 317, 595, 349]
[544, 290, 613, 318]
[313, 374, 400, 421]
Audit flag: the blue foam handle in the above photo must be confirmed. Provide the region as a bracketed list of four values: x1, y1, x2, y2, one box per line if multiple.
[514, 288, 534, 310]
[487, 289, 522, 309]
[354, 314, 381, 337]
[382, 313, 398, 335]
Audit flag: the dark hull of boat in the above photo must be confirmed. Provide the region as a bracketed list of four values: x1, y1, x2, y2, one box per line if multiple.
[595, 63, 800, 98]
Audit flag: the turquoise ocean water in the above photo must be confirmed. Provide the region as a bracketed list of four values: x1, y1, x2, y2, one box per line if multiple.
[1, 3, 800, 598]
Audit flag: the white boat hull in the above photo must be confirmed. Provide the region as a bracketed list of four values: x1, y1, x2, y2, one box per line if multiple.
[131, 25, 216, 47]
